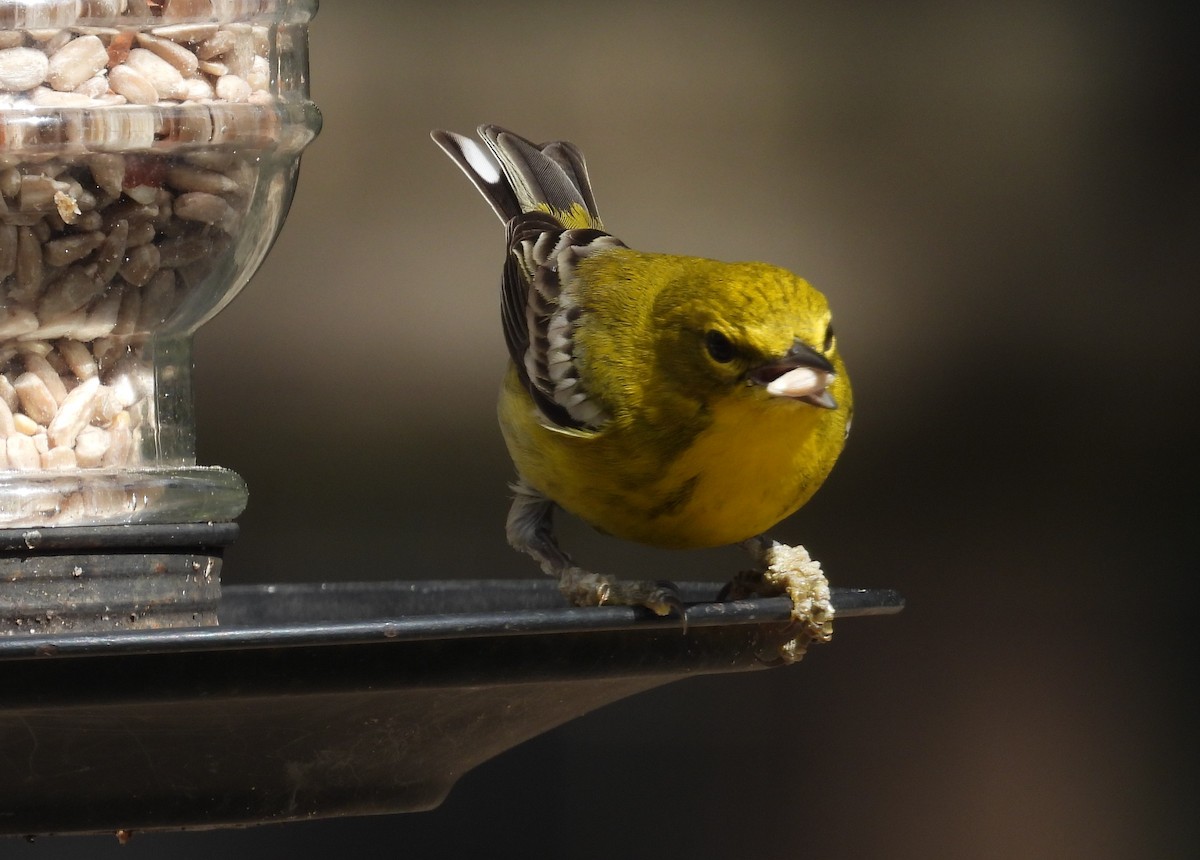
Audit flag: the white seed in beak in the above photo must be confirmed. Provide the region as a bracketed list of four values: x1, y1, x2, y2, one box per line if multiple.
[765, 366, 833, 399]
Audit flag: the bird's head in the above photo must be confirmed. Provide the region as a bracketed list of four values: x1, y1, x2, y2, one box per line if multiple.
[654, 261, 847, 412]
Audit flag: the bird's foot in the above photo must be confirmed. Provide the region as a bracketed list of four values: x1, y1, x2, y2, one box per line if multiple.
[721, 537, 835, 663]
[558, 567, 685, 618]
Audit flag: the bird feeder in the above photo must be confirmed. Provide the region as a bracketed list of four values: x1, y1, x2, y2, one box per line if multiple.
[1, 0, 321, 631]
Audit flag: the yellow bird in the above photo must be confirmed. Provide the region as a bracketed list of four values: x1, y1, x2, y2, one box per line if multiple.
[433, 125, 851, 636]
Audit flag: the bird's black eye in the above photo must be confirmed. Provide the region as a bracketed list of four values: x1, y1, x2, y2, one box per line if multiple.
[705, 330, 736, 363]
[823, 324, 835, 352]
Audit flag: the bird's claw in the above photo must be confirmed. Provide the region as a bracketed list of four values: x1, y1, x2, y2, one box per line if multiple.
[645, 580, 686, 619]
[719, 538, 835, 663]
[558, 568, 686, 620]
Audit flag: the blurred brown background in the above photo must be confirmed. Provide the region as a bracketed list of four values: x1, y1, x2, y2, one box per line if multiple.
[25, 0, 1197, 858]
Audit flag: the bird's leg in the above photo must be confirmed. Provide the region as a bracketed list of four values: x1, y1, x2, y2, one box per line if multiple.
[719, 535, 835, 663]
[505, 480, 573, 574]
[506, 480, 684, 617]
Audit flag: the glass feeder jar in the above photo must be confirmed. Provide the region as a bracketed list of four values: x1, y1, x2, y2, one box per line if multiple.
[0, 0, 320, 630]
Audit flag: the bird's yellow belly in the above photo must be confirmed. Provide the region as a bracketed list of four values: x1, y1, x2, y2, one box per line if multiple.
[501, 371, 847, 550]
[612, 397, 837, 548]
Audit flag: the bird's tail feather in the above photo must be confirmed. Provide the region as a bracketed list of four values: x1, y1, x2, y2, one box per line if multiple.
[431, 125, 602, 229]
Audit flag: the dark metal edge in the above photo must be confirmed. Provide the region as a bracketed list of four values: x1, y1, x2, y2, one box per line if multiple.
[0, 582, 903, 662]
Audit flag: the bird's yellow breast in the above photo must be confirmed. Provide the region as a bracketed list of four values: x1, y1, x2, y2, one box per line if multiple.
[499, 364, 851, 549]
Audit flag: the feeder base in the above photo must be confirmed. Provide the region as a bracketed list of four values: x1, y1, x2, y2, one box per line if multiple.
[0, 522, 238, 635]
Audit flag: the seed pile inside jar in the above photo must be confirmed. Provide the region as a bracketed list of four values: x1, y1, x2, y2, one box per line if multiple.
[0, 16, 271, 109]
[1, 11, 272, 475]
[1, 149, 254, 472]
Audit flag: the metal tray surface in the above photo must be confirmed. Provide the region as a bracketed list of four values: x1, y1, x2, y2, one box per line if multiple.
[0, 580, 903, 836]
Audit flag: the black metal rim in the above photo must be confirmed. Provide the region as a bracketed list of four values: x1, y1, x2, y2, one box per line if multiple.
[0, 522, 240, 554]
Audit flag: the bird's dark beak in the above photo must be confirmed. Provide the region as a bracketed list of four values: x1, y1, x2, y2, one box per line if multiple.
[749, 339, 838, 409]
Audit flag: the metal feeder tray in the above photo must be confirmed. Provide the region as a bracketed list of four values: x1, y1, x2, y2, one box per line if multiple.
[0, 579, 903, 836]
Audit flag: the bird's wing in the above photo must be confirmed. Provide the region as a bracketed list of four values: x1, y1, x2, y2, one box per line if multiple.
[433, 124, 619, 431]
[502, 214, 626, 432]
